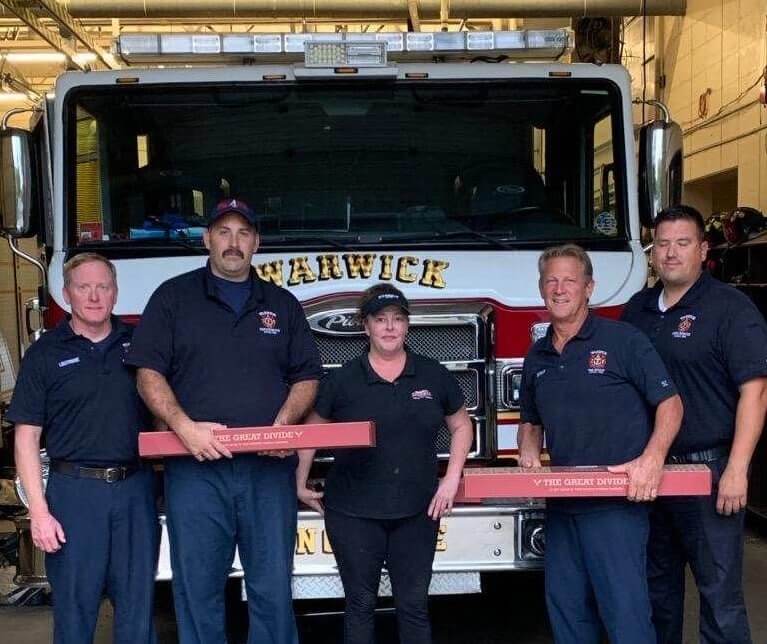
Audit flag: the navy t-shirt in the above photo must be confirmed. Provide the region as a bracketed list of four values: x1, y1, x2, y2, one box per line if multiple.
[126, 264, 322, 428]
[314, 351, 465, 519]
[622, 272, 767, 454]
[209, 273, 251, 315]
[7, 318, 147, 464]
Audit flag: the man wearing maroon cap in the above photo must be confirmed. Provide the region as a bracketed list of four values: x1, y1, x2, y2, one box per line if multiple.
[128, 198, 322, 644]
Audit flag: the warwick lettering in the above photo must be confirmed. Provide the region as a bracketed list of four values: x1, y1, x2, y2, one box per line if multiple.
[255, 254, 450, 289]
[294, 524, 449, 556]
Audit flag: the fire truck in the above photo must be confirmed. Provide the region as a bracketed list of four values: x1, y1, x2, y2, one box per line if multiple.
[0, 28, 682, 599]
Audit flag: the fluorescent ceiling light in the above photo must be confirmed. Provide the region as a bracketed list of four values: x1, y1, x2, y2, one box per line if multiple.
[0, 92, 33, 101]
[2, 52, 98, 64]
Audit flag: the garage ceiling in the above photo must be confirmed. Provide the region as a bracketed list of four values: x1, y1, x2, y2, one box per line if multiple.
[0, 0, 683, 115]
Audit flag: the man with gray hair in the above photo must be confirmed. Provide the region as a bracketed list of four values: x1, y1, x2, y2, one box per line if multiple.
[519, 243, 683, 644]
[8, 252, 158, 644]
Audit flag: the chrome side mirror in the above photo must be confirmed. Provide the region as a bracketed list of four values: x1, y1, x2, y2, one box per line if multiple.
[0, 127, 34, 238]
[638, 104, 683, 228]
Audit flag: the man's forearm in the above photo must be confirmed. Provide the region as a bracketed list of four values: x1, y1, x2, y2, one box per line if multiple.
[296, 448, 317, 485]
[14, 426, 47, 517]
[274, 380, 319, 426]
[137, 368, 192, 433]
[728, 378, 767, 473]
[643, 394, 683, 461]
[518, 423, 543, 461]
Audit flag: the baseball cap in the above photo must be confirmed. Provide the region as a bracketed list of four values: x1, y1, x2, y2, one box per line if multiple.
[208, 198, 258, 229]
[360, 290, 410, 318]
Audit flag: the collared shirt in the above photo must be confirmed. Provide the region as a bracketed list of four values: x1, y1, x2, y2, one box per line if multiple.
[7, 318, 146, 464]
[622, 271, 767, 454]
[126, 263, 322, 428]
[520, 314, 677, 468]
[314, 351, 465, 519]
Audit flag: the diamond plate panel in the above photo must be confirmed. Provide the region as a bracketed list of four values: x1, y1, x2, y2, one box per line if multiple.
[291, 572, 481, 599]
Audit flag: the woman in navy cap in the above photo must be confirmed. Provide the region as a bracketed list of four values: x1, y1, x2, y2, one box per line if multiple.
[297, 283, 473, 644]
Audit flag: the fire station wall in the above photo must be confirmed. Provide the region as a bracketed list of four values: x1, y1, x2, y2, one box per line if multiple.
[626, 0, 767, 215]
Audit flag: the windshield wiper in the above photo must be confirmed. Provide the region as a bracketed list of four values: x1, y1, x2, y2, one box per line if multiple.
[263, 235, 353, 251]
[429, 230, 516, 249]
[82, 238, 207, 254]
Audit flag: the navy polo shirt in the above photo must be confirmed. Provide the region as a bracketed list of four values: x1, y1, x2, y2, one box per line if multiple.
[622, 272, 767, 454]
[314, 351, 465, 519]
[126, 264, 322, 428]
[7, 318, 146, 464]
[520, 314, 677, 468]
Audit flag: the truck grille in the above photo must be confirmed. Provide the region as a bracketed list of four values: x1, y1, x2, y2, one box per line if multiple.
[315, 323, 479, 366]
[435, 418, 479, 454]
[452, 368, 479, 410]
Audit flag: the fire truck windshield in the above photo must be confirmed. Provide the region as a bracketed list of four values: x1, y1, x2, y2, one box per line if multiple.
[66, 79, 627, 254]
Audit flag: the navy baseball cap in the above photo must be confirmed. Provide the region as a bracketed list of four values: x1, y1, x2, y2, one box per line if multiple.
[208, 198, 258, 228]
[360, 290, 410, 318]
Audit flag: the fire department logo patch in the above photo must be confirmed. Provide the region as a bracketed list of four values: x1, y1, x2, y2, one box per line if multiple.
[672, 314, 695, 339]
[411, 389, 433, 401]
[258, 310, 280, 335]
[587, 350, 608, 374]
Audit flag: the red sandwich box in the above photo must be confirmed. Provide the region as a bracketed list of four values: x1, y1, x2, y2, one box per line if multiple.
[139, 421, 375, 458]
[462, 464, 711, 499]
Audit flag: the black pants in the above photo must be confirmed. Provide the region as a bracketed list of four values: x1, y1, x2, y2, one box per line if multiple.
[648, 454, 751, 644]
[324, 508, 439, 644]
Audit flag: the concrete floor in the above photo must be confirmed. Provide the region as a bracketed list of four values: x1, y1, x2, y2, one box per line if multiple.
[1, 524, 766, 643]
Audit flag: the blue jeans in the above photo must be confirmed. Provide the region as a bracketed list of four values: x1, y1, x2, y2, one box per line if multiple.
[545, 504, 655, 644]
[164, 454, 298, 644]
[45, 468, 159, 644]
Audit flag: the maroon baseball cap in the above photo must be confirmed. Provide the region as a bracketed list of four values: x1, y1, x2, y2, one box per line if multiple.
[208, 198, 258, 229]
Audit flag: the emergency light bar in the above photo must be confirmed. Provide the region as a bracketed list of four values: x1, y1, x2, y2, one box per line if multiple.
[116, 29, 572, 65]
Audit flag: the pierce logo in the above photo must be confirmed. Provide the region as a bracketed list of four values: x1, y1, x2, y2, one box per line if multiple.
[259, 310, 280, 334]
[672, 314, 695, 339]
[308, 311, 366, 335]
[587, 350, 607, 374]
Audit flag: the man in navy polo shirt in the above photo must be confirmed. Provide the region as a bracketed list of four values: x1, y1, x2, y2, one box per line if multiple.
[519, 244, 683, 644]
[9, 253, 158, 644]
[127, 198, 322, 644]
[622, 205, 767, 644]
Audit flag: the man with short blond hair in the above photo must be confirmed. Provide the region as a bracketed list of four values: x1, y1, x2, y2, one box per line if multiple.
[519, 243, 683, 644]
[9, 252, 158, 644]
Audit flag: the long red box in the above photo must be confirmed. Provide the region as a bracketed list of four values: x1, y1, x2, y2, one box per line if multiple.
[462, 465, 711, 499]
[139, 421, 375, 458]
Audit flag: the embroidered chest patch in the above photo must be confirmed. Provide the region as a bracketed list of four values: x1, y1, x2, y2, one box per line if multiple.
[259, 310, 281, 335]
[672, 314, 696, 339]
[587, 350, 608, 374]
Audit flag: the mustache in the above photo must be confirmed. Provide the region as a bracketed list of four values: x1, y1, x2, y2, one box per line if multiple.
[223, 249, 244, 259]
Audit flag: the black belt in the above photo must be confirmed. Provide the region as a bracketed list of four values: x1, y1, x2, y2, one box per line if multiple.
[50, 460, 139, 483]
[667, 445, 730, 465]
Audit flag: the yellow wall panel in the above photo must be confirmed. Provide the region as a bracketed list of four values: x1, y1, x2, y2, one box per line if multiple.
[633, 0, 766, 213]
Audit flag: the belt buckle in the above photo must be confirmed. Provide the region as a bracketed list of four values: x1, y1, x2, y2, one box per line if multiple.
[104, 467, 122, 483]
